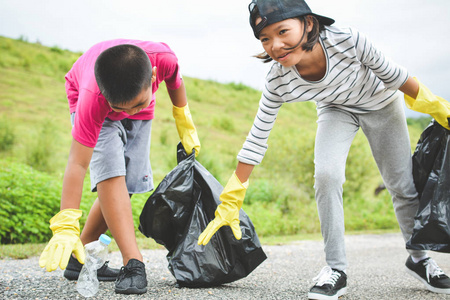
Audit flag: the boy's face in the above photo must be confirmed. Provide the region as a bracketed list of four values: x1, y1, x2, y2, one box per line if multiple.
[109, 67, 157, 115]
[109, 86, 152, 115]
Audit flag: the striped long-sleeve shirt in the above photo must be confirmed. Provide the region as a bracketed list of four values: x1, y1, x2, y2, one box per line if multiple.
[237, 26, 409, 165]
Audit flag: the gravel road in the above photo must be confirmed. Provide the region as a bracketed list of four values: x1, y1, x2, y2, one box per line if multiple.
[1, 233, 450, 299]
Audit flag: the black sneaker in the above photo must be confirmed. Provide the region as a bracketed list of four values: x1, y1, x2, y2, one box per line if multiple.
[115, 259, 147, 294]
[308, 266, 347, 300]
[405, 256, 450, 294]
[63, 255, 120, 281]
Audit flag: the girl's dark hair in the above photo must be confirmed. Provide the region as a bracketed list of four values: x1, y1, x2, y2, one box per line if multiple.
[251, 6, 324, 63]
[94, 44, 152, 105]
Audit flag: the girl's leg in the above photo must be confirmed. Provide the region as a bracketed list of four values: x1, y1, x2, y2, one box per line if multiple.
[314, 108, 359, 271]
[359, 96, 426, 257]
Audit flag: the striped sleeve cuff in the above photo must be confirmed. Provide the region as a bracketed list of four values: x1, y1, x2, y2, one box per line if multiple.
[237, 138, 268, 165]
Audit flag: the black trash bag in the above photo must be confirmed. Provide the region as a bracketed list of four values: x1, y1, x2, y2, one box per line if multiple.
[406, 120, 450, 252]
[139, 143, 267, 287]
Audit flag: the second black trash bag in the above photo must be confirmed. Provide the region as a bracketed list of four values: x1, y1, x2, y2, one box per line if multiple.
[406, 121, 450, 252]
[139, 143, 267, 287]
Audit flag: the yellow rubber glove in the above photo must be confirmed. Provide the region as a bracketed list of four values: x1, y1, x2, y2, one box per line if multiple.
[198, 172, 249, 245]
[404, 77, 450, 130]
[173, 104, 201, 156]
[39, 209, 85, 272]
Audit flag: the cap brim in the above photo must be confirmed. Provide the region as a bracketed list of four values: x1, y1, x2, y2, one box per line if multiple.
[312, 13, 335, 26]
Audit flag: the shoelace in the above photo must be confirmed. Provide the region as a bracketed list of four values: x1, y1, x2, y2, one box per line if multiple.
[98, 261, 109, 271]
[424, 258, 445, 282]
[312, 266, 341, 286]
[117, 264, 143, 281]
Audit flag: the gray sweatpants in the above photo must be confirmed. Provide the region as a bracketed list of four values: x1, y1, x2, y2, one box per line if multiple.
[314, 95, 426, 271]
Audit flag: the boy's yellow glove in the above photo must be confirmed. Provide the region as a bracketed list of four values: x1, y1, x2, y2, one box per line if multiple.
[404, 77, 450, 130]
[39, 209, 85, 272]
[198, 172, 249, 245]
[173, 104, 201, 156]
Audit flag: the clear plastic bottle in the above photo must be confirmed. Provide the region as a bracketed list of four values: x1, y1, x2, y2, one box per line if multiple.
[76, 234, 111, 297]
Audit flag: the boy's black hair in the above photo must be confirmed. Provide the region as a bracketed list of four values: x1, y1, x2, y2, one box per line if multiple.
[94, 44, 152, 105]
[251, 5, 325, 63]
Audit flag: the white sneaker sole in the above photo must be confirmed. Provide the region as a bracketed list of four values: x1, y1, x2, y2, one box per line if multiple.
[406, 267, 450, 294]
[308, 287, 347, 300]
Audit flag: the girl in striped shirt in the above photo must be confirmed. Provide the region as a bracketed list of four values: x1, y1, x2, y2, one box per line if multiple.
[198, 0, 450, 299]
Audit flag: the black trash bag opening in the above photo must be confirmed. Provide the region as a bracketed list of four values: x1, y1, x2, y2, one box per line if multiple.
[407, 120, 450, 253]
[138, 148, 196, 251]
[139, 143, 267, 287]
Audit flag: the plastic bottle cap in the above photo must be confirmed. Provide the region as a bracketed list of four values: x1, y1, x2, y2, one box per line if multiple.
[99, 234, 111, 245]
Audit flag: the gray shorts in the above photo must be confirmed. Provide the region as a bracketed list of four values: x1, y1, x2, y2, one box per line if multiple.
[71, 113, 154, 194]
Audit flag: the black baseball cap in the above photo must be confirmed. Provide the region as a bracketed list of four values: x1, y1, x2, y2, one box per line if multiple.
[249, 0, 335, 39]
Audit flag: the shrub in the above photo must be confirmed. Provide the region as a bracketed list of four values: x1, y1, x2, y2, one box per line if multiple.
[213, 116, 235, 132]
[50, 46, 63, 54]
[245, 179, 276, 205]
[227, 82, 249, 91]
[0, 160, 62, 244]
[407, 116, 433, 131]
[26, 120, 57, 172]
[0, 116, 15, 152]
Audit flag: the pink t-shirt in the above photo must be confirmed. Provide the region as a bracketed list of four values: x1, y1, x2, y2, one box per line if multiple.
[65, 39, 182, 148]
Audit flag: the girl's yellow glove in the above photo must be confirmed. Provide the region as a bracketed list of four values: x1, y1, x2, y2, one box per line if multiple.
[198, 172, 249, 246]
[404, 78, 450, 130]
[173, 104, 201, 156]
[39, 209, 85, 272]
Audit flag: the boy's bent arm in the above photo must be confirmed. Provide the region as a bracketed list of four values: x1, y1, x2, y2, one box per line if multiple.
[61, 138, 94, 210]
[39, 138, 93, 272]
[169, 80, 201, 155]
[167, 80, 188, 107]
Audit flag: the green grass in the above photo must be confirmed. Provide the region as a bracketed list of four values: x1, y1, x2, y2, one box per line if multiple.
[0, 36, 433, 256]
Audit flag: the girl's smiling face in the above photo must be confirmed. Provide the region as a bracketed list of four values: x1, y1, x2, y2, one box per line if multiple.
[258, 17, 312, 68]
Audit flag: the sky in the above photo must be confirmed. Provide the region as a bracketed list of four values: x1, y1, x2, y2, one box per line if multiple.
[1, 0, 449, 117]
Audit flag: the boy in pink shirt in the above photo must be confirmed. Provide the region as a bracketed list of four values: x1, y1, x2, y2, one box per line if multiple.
[39, 39, 201, 295]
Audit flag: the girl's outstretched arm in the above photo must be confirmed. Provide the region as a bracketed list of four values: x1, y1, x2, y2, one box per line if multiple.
[197, 161, 256, 246]
[399, 77, 419, 99]
[402, 77, 450, 129]
[235, 161, 255, 183]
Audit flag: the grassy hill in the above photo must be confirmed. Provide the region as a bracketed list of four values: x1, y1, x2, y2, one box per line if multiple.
[0, 36, 431, 244]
